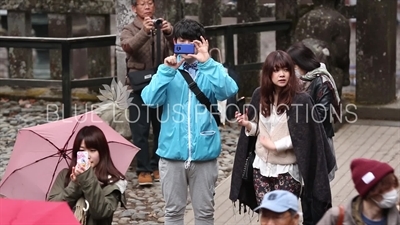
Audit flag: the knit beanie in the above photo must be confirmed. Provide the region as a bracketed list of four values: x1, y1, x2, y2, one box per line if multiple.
[350, 158, 394, 197]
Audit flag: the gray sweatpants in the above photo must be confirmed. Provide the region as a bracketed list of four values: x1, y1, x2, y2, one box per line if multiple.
[159, 158, 218, 225]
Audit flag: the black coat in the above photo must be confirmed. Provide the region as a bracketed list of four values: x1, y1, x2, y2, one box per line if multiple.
[305, 75, 338, 138]
[229, 87, 336, 214]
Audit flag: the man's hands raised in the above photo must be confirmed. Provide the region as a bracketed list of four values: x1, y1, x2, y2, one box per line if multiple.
[164, 54, 185, 69]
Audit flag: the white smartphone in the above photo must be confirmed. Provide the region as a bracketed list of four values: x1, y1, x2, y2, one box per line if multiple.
[77, 151, 90, 170]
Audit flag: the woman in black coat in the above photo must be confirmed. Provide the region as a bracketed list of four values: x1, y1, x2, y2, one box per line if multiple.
[287, 42, 341, 182]
[230, 50, 336, 225]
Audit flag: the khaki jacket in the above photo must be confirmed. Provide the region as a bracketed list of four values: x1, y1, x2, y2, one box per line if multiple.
[120, 17, 174, 73]
[48, 168, 127, 225]
[317, 196, 400, 225]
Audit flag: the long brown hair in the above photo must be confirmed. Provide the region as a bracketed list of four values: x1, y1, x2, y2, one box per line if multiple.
[260, 50, 301, 117]
[65, 125, 125, 186]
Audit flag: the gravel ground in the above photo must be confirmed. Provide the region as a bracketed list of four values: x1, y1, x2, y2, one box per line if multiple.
[0, 99, 241, 224]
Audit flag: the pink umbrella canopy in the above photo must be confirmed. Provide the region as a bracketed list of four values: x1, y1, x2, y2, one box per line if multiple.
[0, 111, 139, 200]
[0, 198, 81, 225]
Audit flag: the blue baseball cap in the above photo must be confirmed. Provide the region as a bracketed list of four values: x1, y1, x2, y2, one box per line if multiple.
[254, 190, 299, 213]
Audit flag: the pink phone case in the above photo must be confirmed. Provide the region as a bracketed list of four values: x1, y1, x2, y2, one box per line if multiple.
[77, 151, 89, 170]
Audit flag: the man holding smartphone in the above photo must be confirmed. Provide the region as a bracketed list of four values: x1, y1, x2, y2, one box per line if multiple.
[120, 0, 174, 186]
[141, 19, 238, 225]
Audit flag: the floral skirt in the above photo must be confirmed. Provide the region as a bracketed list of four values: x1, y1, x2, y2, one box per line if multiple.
[253, 168, 301, 205]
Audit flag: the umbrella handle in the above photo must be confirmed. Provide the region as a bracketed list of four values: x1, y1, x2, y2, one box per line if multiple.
[83, 200, 89, 212]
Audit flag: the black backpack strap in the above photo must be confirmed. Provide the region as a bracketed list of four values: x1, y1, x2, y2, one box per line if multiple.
[178, 69, 212, 111]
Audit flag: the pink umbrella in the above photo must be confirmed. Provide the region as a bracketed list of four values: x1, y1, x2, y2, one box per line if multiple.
[0, 198, 80, 225]
[0, 111, 139, 200]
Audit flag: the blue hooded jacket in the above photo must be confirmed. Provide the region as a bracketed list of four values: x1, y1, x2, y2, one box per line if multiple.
[141, 57, 238, 162]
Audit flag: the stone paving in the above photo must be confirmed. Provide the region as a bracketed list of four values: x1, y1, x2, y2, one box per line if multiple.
[0, 99, 241, 224]
[184, 120, 400, 224]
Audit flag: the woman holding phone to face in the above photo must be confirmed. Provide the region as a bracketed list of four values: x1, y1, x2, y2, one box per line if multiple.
[48, 125, 127, 225]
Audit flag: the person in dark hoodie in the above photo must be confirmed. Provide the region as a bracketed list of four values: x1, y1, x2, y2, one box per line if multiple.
[287, 42, 341, 183]
[230, 50, 336, 225]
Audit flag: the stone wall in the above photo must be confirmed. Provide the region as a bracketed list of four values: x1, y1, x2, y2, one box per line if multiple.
[0, 0, 115, 14]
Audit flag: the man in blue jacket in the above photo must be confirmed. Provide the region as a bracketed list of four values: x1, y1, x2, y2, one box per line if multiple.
[141, 19, 238, 225]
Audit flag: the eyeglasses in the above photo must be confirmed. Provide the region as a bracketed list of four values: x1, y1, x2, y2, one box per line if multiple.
[137, 1, 154, 7]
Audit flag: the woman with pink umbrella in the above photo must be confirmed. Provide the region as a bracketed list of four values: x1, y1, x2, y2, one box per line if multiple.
[47, 125, 127, 225]
[0, 111, 139, 201]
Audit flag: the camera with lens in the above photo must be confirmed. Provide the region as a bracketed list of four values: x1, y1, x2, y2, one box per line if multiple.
[152, 19, 163, 27]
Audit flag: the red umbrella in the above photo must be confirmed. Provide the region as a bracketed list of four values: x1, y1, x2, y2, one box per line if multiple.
[0, 198, 80, 225]
[0, 111, 139, 200]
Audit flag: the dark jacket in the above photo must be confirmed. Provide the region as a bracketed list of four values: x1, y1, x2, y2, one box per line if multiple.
[304, 75, 337, 138]
[48, 168, 127, 225]
[120, 17, 174, 74]
[317, 196, 400, 225]
[229, 87, 335, 216]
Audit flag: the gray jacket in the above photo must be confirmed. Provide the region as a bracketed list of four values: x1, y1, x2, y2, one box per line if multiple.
[317, 196, 400, 225]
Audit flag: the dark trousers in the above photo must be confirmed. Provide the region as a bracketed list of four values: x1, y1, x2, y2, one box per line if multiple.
[129, 92, 161, 173]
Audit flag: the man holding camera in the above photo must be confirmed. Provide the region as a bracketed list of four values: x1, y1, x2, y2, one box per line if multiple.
[120, 0, 174, 186]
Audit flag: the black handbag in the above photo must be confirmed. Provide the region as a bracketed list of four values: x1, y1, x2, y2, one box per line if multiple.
[127, 68, 156, 91]
[127, 27, 162, 92]
[242, 151, 255, 181]
[178, 69, 221, 126]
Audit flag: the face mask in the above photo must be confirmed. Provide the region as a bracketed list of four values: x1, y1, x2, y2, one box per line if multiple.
[373, 189, 399, 209]
[295, 68, 302, 78]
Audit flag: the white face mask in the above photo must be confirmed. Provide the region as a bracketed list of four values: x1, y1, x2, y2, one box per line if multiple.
[373, 189, 399, 209]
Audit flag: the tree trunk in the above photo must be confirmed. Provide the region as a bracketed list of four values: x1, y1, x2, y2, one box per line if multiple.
[237, 0, 260, 97]
[87, 15, 111, 93]
[7, 11, 33, 79]
[356, 0, 397, 104]
[275, 0, 297, 51]
[114, 0, 134, 84]
[199, 0, 221, 49]
[155, 0, 185, 26]
[48, 14, 72, 80]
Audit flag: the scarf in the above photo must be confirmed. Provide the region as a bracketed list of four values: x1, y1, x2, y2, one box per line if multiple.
[351, 196, 364, 225]
[183, 62, 198, 71]
[301, 63, 341, 106]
